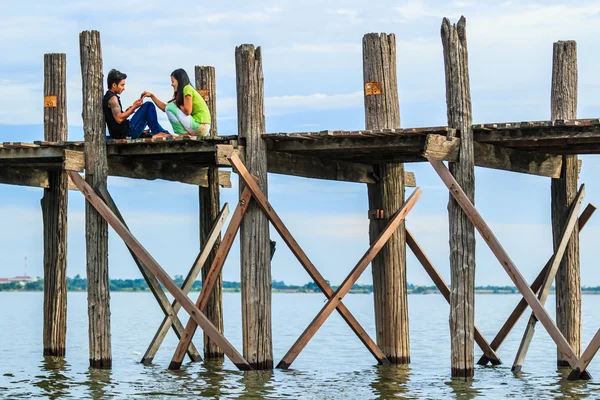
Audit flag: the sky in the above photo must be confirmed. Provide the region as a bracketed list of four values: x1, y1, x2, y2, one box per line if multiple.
[1, 0, 600, 287]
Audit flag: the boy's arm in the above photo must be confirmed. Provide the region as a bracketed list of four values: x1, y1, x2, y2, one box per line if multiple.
[109, 96, 142, 124]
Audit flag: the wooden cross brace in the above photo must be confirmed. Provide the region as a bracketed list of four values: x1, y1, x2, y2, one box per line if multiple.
[477, 202, 596, 368]
[139, 202, 230, 365]
[512, 185, 585, 373]
[228, 151, 422, 369]
[428, 159, 600, 381]
[68, 170, 253, 371]
[96, 184, 229, 365]
[405, 228, 502, 365]
[167, 151, 399, 370]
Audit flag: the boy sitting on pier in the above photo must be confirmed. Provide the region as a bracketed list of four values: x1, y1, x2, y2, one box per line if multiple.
[103, 69, 170, 139]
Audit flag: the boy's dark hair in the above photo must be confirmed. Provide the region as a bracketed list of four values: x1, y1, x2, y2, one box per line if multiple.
[107, 69, 127, 89]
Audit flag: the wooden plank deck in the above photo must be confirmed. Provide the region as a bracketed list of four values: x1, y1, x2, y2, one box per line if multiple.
[0, 118, 599, 187]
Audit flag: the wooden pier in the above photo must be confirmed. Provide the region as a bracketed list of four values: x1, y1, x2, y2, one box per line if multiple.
[6, 16, 600, 382]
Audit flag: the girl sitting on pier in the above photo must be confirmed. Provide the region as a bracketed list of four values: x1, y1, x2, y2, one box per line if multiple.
[143, 69, 211, 137]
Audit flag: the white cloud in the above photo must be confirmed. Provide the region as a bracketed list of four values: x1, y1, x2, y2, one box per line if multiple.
[335, 9, 361, 24]
[217, 91, 363, 120]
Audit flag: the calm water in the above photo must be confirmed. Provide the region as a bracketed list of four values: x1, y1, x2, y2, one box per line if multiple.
[1, 292, 600, 399]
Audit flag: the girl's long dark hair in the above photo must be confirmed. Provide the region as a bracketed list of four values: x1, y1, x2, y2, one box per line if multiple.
[171, 68, 191, 107]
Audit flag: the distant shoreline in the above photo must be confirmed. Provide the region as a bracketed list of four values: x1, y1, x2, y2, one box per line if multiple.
[3, 276, 600, 294]
[3, 288, 600, 294]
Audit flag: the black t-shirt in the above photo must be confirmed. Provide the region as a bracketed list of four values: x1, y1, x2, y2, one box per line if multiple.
[103, 91, 129, 139]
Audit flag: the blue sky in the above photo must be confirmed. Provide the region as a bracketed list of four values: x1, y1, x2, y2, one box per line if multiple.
[2, 0, 600, 287]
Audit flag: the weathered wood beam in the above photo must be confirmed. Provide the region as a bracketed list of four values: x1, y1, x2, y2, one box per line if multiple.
[363, 32, 409, 365]
[42, 52, 68, 358]
[80, 29, 111, 369]
[196, 65, 224, 361]
[236, 43, 273, 370]
[220, 145, 417, 186]
[442, 16, 476, 379]
[267, 135, 424, 154]
[551, 40, 581, 368]
[424, 134, 563, 178]
[0, 168, 51, 189]
[106, 141, 223, 157]
[268, 150, 377, 183]
[107, 156, 231, 188]
[512, 185, 584, 373]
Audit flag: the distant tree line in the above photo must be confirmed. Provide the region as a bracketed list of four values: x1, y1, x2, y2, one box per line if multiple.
[3, 276, 600, 294]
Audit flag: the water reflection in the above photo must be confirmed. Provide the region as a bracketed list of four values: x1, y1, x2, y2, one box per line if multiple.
[83, 367, 114, 399]
[445, 377, 481, 400]
[370, 364, 410, 399]
[197, 359, 227, 398]
[237, 369, 274, 399]
[33, 357, 71, 399]
[553, 368, 593, 400]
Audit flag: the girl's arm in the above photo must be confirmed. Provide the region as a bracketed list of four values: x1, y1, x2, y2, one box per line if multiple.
[180, 94, 193, 116]
[142, 91, 166, 112]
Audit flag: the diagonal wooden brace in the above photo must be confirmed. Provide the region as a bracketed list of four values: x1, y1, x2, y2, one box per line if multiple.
[68, 171, 253, 371]
[477, 203, 596, 366]
[512, 185, 585, 373]
[96, 184, 205, 364]
[428, 159, 588, 379]
[275, 187, 422, 369]
[228, 151, 392, 366]
[168, 186, 254, 370]
[406, 228, 501, 365]
[568, 328, 600, 380]
[141, 203, 230, 365]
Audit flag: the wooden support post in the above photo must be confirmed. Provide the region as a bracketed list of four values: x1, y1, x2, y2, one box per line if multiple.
[142, 204, 229, 365]
[441, 16, 476, 378]
[68, 171, 252, 370]
[235, 44, 273, 369]
[362, 32, 409, 364]
[95, 185, 203, 364]
[405, 229, 501, 365]
[228, 152, 391, 366]
[429, 159, 587, 376]
[276, 188, 422, 369]
[551, 40, 581, 367]
[196, 65, 224, 360]
[477, 203, 596, 366]
[80, 30, 111, 369]
[42, 53, 68, 357]
[512, 185, 584, 373]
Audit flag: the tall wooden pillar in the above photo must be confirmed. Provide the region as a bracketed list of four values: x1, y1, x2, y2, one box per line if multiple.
[441, 17, 476, 378]
[80, 30, 111, 369]
[362, 33, 409, 364]
[551, 40, 580, 367]
[235, 44, 273, 369]
[42, 53, 68, 357]
[195, 66, 224, 361]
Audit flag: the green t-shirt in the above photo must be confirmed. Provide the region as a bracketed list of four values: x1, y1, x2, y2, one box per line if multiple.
[182, 84, 211, 124]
